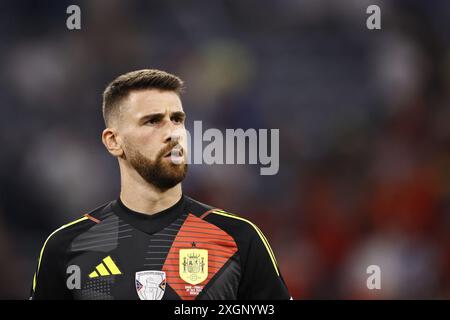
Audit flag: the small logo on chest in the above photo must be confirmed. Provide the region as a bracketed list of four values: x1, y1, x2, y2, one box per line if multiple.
[135, 270, 166, 300]
[88, 256, 122, 278]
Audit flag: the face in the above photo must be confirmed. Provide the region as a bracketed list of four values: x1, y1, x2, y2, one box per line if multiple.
[115, 89, 188, 190]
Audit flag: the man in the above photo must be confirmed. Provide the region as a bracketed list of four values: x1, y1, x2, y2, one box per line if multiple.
[30, 69, 291, 300]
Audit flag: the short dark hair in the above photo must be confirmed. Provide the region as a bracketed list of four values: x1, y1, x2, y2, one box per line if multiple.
[102, 69, 184, 126]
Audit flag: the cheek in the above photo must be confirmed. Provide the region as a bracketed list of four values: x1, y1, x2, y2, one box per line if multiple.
[124, 132, 158, 158]
[136, 132, 162, 157]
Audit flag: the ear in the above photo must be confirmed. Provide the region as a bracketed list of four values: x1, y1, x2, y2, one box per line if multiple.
[102, 128, 124, 157]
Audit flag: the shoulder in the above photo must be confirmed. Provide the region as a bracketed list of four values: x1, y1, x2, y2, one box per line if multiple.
[205, 209, 263, 241]
[185, 196, 266, 244]
[39, 201, 114, 256]
[185, 196, 281, 272]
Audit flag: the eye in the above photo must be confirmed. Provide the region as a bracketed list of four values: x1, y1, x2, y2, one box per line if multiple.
[172, 116, 184, 124]
[145, 117, 161, 125]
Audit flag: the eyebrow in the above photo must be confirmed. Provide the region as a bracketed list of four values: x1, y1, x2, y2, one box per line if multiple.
[170, 111, 186, 120]
[139, 111, 186, 123]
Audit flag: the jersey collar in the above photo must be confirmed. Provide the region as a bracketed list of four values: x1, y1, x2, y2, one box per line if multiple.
[111, 195, 186, 235]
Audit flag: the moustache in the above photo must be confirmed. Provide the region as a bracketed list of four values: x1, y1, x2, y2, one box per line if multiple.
[158, 141, 184, 159]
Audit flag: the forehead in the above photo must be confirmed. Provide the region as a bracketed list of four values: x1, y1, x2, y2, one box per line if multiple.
[121, 89, 183, 120]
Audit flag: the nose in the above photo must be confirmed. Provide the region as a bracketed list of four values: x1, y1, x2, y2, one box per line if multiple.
[163, 124, 182, 144]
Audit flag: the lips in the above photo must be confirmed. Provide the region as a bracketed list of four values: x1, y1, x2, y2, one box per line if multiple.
[164, 145, 183, 158]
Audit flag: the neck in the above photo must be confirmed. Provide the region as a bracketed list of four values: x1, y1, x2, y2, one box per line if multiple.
[119, 164, 182, 215]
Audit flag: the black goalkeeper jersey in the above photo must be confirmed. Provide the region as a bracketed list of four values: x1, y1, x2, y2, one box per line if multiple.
[30, 195, 291, 300]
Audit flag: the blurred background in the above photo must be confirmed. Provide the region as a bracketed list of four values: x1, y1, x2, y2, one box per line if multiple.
[0, 0, 449, 299]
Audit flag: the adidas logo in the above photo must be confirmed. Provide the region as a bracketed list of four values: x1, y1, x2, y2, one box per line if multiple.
[89, 256, 122, 278]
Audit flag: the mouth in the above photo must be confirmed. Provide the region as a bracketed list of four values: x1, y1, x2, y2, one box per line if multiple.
[163, 145, 184, 161]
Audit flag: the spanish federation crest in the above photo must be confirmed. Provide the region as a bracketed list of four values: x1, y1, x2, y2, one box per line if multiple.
[135, 270, 166, 300]
[179, 249, 208, 285]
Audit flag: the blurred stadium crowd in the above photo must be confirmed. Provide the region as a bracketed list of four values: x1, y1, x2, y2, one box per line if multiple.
[0, 0, 449, 299]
